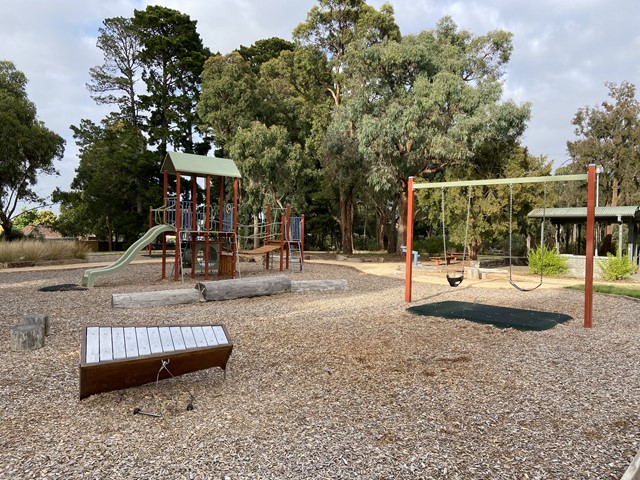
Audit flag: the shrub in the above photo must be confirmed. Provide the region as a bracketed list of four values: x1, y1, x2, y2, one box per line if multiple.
[0, 239, 89, 263]
[414, 235, 445, 256]
[598, 253, 638, 281]
[528, 245, 568, 275]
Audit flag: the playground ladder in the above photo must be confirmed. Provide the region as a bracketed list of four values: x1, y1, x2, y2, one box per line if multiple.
[287, 240, 303, 272]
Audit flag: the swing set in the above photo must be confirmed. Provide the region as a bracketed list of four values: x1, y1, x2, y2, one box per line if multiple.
[405, 165, 598, 328]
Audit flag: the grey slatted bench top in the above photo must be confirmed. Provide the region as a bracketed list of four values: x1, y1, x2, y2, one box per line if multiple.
[84, 325, 230, 364]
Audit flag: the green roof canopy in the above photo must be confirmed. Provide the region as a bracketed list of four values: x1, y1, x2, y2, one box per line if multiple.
[161, 152, 241, 178]
[528, 206, 640, 223]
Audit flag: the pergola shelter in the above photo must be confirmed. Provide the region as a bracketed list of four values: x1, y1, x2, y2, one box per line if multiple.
[154, 152, 241, 281]
[528, 206, 640, 263]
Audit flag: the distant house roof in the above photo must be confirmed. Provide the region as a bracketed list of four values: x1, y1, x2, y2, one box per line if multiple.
[22, 225, 63, 238]
[160, 152, 241, 179]
[528, 206, 640, 223]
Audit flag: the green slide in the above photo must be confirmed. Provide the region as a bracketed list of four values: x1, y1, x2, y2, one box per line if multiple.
[81, 224, 175, 288]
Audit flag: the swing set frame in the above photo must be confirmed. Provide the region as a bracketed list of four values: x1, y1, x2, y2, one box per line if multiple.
[404, 164, 597, 328]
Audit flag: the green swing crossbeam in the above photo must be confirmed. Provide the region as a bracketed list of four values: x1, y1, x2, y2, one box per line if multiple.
[411, 173, 588, 190]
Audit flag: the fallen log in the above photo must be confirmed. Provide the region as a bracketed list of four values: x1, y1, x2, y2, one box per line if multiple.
[290, 279, 348, 292]
[197, 275, 291, 301]
[112, 289, 202, 309]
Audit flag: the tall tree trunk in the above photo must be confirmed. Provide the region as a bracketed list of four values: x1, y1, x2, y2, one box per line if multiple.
[605, 177, 620, 236]
[375, 206, 386, 250]
[339, 187, 354, 254]
[396, 185, 409, 255]
[106, 216, 113, 252]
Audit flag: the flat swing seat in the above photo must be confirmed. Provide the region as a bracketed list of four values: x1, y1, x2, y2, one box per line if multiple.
[79, 324, 233, 399]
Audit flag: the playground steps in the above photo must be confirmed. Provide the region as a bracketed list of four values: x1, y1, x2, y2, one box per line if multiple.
[287, 241, 303, 272]
[79, 324, 232, 399]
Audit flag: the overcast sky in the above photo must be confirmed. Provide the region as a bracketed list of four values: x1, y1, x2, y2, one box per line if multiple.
[1, 0, 638, 214]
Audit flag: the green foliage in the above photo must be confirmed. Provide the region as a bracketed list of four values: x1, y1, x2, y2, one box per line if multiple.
[0, 60, 65, 240]
[413, 236, 444, 256]
[13, 209, 57, 230]
[0, 239, 89, 263]
[527, 245, 568, 276]
[598, 253, 639, 281]
[55, 120, 160, 246]
[346, 17, 531, 253]
[566, 81, 640, 207]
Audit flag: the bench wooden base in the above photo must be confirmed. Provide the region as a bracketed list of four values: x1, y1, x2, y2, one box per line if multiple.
[79, 325, 233, 399]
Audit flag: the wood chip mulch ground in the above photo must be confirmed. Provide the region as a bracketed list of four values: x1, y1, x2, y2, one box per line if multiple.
[0, 260, 639, 479]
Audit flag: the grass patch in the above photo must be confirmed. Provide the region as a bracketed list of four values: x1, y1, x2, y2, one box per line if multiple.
[566, 283, 640, 300]
[0, 239, 90, 263]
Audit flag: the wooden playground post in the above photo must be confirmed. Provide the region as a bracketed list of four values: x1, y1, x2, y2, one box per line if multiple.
[205, 175, 211, 280]
[279, 212, 285, 271]
[162, 170, 168, 280]
[174, 171, 181, 282]
[285, 205, 291, 270]
[232, 178, 239, 278]
[191, 176, 197, 279]
[218, 176, 224, 275]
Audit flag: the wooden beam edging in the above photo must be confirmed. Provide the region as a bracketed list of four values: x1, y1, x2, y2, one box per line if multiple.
[622, 446, 640, 480]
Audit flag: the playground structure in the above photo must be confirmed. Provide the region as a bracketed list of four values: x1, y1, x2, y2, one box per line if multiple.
[404, 165, 597, 328]
[152, 152, 305, 282]
[81, 152, 304, 288]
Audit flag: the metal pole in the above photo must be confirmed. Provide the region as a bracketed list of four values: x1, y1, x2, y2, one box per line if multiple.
[405, 177, 415, 303]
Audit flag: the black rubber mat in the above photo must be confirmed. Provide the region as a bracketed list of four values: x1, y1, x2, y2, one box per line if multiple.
[407, 301, 572, 331]
[39, 284, 87, 292]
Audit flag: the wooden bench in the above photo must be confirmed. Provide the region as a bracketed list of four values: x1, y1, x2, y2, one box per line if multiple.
[79, 324, 233, 399]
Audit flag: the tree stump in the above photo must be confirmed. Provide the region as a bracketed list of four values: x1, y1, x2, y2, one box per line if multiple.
[11, 324, 45, 351]
[22, 313, 50, 336]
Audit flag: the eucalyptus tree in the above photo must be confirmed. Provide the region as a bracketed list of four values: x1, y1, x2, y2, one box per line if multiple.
[197, 51, 260, 156]
[567, 81, 640, 207]
[347, 17, 531, 252]
[293, 0, 400, 254]
[0, 60, 65, 239]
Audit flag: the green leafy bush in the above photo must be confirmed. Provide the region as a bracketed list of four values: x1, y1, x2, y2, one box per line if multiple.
[598, 253, 638, 281]
[528, 245, 568, 275]
[413, 236, 444, 256]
